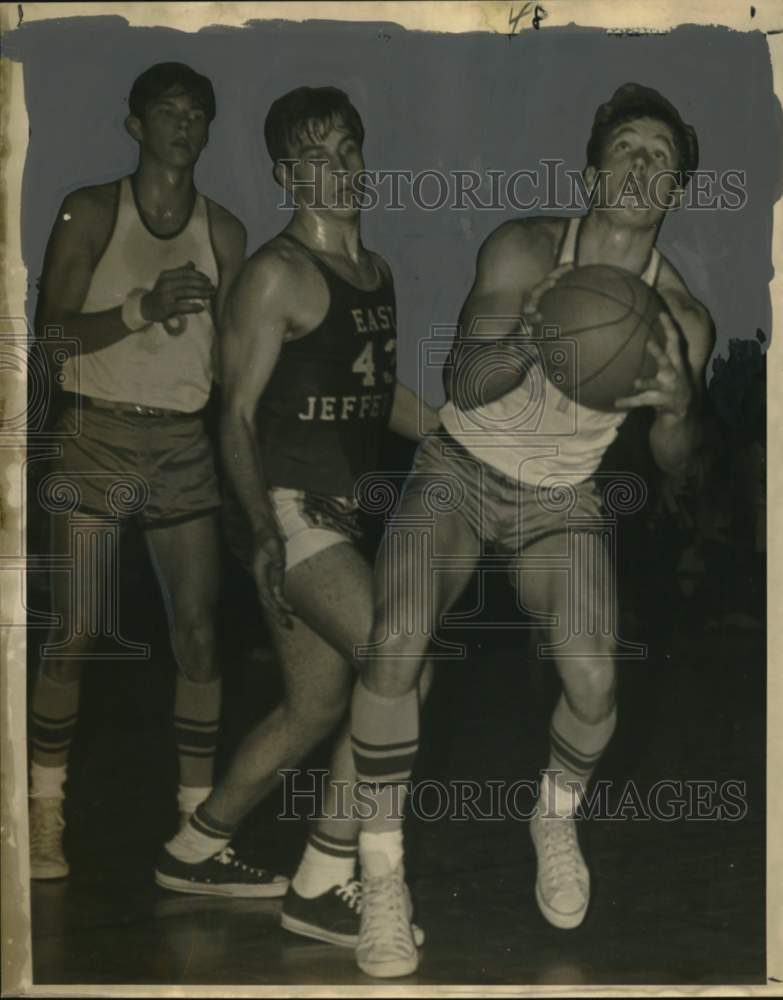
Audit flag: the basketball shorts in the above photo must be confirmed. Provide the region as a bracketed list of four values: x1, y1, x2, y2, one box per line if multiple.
[399, 427, 604, 559]
[223, 487, 363, 575]
[42, 400, 221, 526]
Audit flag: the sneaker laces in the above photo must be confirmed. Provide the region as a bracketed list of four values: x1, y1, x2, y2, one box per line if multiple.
[538, 818, 585, 891]
[335, 879, 362, 912]
[360, 868, 414, 956]
[214, 846, 268, 877]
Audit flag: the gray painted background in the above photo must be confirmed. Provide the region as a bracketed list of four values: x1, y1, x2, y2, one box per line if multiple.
[5, 15, 780, 405]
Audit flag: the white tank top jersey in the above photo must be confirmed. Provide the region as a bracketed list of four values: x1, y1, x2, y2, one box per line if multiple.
[439, 216, 662, 488]
[60, 176, 219, 413]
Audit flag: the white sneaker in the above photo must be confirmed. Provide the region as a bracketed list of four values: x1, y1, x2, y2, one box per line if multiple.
[29, 797, 69, 880]
[356, 851, 419, 978]
[530, 811, 589, 929]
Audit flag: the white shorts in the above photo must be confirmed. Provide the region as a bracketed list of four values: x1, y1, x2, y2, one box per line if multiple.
[223, 487, 363, 574]
[271, 488, 363, 570]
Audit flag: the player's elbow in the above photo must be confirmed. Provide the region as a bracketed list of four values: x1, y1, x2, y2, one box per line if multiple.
[220, 387, 256, 438]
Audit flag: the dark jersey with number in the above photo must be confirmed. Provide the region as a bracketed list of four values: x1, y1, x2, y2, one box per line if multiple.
[256, 233, 397, 496]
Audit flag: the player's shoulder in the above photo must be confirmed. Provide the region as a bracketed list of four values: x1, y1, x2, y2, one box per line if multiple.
[657, 256, 714, 335]
[478, 216, 562, 268]
[238, 234, 316, 300]
[59, 181, 119, 226]
[657, 255, 715, 369]
[204, 196, 247, 246]
[473, 217, 562, 291]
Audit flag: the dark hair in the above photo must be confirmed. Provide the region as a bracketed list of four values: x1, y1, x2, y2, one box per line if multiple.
[128, 62, 216, 123]
[587, 83, 698, 186]
[264, 86, 364, 163]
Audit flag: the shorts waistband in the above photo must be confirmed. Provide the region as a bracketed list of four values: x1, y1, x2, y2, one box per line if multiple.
[428, 426, 525, 493]
[60, 392, 201, 419]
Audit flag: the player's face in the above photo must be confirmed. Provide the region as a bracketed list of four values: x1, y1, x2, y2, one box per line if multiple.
[594, 117, 682, 225]
[135, 89, 210, 168]
[286, 119, 365, 217]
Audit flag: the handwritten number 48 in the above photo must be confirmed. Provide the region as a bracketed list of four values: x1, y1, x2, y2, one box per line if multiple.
[509, 2, 547, 33]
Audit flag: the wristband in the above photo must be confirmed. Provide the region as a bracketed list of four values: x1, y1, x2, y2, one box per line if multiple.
[122, 288, 152, 332]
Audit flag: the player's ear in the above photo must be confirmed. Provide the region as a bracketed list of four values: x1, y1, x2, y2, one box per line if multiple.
[583, 165, 599, 205]
[669, 184, 685, 211]
[272, 159, 292, 192]
[125, 114, 143, 143]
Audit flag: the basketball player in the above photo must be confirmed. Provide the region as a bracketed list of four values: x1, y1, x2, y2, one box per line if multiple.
[155, 87, 437, 944]
[28, 64, 248, 882]
[349, 83, 715, 977]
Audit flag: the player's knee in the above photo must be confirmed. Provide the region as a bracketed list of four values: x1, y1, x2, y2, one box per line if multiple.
[561, 658, 616, 718]
[288, 686, 349, 739]
[352, 633, 424, 699]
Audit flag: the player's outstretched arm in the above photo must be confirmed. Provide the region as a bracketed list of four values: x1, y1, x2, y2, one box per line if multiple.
[219, 249, 296, 626]
[445, 221, 553, 411]
[388, 381, 440, 441]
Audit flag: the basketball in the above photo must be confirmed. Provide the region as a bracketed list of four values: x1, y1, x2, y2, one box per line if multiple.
[536, 264, 666, 412]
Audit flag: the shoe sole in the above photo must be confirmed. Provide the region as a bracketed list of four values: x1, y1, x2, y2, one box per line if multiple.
[534, 881, 587, 930]
[281, 914, 425, 949]
[155, 872, 289, 898]
[30, 865, 69, 880]
[281, 913, 357, 948]
[357, 953, 419, 978]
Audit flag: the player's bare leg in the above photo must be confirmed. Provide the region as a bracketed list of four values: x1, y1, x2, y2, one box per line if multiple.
[144, 512, 222, 825]
[29, 511, 107, 879]
[352, 490, 477, 977]
[515, 529, 618, 930]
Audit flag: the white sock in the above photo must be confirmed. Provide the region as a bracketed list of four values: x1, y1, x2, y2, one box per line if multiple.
[177, 785, 212, 817]
[30, 762, 67, 800]
[359, 830, 404, 873]
[166, 816, 230, 864]
[292, 843, 357, 899]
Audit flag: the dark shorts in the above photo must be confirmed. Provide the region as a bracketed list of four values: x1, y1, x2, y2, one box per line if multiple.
[223, 487, 363, 575]
[400, 427, 604, 556]
[41, 402, 221, 526]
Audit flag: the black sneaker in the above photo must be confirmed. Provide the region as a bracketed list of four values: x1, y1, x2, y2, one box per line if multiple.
[281, 879, 425, 948]
[155, 846, 289, 898]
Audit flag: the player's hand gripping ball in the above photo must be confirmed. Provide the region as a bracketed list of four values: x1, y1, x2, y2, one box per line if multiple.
[613, 312, 693, 419]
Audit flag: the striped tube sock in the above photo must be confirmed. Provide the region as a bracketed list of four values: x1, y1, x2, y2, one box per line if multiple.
[174, 676, 221, 790]
[351, 680, 418, 854]
[30, 672, 80, 770]
[165, 802, 235, 864]
[546, 695, 617, 814]
[177, 784, 212, 819]
[292, 830, 358, 898]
